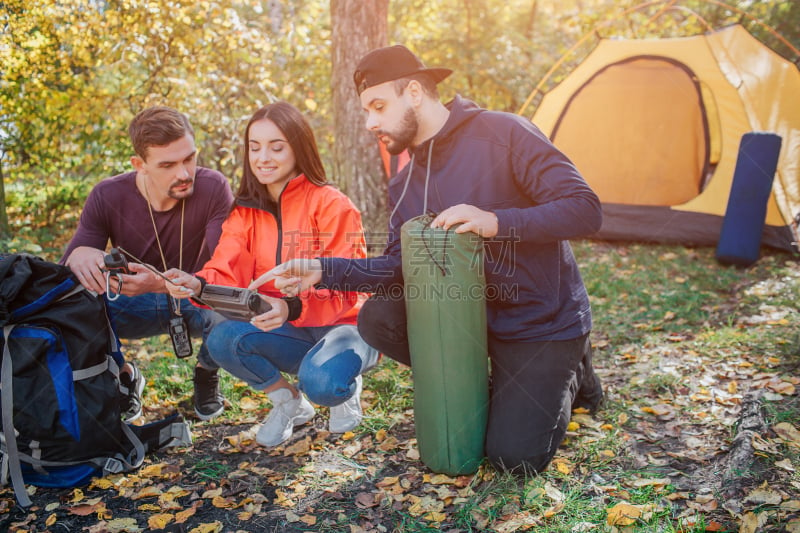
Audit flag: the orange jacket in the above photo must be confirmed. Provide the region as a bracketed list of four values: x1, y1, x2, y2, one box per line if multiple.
[197, 174, 367, 327]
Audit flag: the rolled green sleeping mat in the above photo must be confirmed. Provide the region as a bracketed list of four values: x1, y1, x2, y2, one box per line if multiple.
[400, 214, 489, 475]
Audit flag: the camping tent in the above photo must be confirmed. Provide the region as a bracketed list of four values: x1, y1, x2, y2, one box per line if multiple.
[530, 24, 800, 252]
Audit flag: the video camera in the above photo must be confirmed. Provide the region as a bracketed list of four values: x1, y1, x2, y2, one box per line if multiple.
[198, 284, 272, 322]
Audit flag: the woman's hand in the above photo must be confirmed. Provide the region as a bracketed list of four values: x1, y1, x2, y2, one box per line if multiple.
[163, 268, 201, 299]
[248, 258, 323, 297]
[249, 295, 289, 332]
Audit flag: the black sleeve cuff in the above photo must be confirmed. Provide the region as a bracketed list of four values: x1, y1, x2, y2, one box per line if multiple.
[283, 296, 302, 321]
[190, 276, 208, 306]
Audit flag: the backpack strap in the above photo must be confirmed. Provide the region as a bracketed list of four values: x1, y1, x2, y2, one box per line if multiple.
[1, 324, 33, 507]
[72, 360, 109, 381]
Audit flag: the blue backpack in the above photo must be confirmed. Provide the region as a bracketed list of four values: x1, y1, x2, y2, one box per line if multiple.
[0, 253, 191, 507]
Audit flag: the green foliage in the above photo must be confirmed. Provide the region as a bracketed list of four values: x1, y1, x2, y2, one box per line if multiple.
[2, 0, 798, 246]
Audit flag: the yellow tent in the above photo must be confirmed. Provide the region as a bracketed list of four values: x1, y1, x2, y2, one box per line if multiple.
[531, 25, 800, 251]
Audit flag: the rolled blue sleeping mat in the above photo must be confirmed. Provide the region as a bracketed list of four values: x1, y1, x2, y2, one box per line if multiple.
[716, 132, 782, 267]
[400, 214, 489, 475]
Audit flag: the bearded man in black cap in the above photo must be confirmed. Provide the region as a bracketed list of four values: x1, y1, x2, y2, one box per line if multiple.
[253, 44, 605, 475]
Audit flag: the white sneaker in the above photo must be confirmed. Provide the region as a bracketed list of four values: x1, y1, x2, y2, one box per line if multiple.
[256, 388, 315, 447]
[329, 375, 363, 433]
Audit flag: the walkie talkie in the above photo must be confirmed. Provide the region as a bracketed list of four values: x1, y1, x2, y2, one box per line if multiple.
[168, 313, 193, 359]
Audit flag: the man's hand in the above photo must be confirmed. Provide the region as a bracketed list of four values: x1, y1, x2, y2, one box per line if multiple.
[163, 268, 201, 299]
[249, 295, 288, 332]
[113, 262, 168, 296]
[430, 204, 498, 237]
[248, 258, 323, 297]
[64, 246, 109, 294]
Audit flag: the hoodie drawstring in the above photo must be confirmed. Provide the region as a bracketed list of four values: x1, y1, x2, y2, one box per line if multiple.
[388, 139, 436, 229]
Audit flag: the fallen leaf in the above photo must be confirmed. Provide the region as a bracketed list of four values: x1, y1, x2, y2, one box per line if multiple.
[773, 422, 800, 446]
[606, 502, 641, 526]
[132, 485, 163, 500]
[104, 517, 142, 532]
[189, 522, 223, 533]
[299, 514, 317, 525]
[743, 488, 782, 506]
[238, 396, 261, 410]
[354, 492, 380, 508]
[211, 495, 236, 508]
[175, 504, 197, 524]
[148, 513, 174, 530]
[284, 436, 312, 455]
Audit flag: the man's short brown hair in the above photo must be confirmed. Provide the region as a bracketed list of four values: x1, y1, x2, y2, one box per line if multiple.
[128, 106, 194, 160]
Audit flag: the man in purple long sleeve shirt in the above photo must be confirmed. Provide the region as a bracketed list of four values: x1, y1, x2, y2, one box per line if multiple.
[61, 106, 233, 422]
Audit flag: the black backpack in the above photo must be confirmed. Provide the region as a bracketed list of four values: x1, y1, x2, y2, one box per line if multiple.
[0, 253, 191, 507]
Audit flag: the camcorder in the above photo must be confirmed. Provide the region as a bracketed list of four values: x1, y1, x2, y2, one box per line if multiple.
[198, 284, 272, 322]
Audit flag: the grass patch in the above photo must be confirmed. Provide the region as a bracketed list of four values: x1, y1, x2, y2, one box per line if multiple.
[8, 238, 799, 532]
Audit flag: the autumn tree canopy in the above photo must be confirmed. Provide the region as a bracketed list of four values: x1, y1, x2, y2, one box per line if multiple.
[1, 0, 798, 248]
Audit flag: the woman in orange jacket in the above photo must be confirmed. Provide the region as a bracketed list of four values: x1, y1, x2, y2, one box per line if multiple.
[166, 101, 378, 447]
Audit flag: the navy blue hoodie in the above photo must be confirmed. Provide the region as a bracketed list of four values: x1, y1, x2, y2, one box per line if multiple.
[318, 95, 602, 342]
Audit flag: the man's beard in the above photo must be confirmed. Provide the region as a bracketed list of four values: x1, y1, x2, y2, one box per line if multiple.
[383, 107, 418, 155]
[168, 179, 195, 200]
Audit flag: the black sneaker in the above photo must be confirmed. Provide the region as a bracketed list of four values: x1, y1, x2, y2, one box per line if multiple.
[193, 366, 224, 421]
[120, 363, 145, 423]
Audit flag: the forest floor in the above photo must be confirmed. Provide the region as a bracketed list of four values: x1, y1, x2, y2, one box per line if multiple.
[1, 241, 798, 533]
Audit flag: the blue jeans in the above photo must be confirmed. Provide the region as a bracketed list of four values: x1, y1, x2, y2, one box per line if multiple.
[206, 321, 379, 407]
[105, 293, 225, 369]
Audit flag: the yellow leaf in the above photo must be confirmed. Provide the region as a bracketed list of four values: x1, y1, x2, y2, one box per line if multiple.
[46, 513, 57, 526]
[728, 381, 738, 394]
[304, 98, 317, 111]
[189, 521, 223, 533]
[606, 502, 642, 526]
[70, 488, 85, 503]
[148, 514, 174, 530]
[138, 504, 162, 511]
[376, 476, 400, 487]
[427, 474, 456, 485]
[89, 478, 114, 490]
[552, 457, 572, 474]
[238, 396, 261, 411]
[132, 485, 163, 500]
[567, 421, 580, 431]
[424, 511, 446, 522]
[175, 505, 197, 523]
[299, 514, 317, 525]
[140, 464, 165, 477]
[212, 495, 236, 508]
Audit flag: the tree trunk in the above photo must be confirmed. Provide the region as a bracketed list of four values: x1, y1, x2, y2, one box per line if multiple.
[0, 157, 9, 240]
[331, 0, 389, 249]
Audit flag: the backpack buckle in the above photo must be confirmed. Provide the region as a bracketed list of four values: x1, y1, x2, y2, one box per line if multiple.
[103, 457, 124, 474]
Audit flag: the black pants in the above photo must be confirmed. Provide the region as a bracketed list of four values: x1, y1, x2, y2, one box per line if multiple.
[358, 294, 602, 475]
